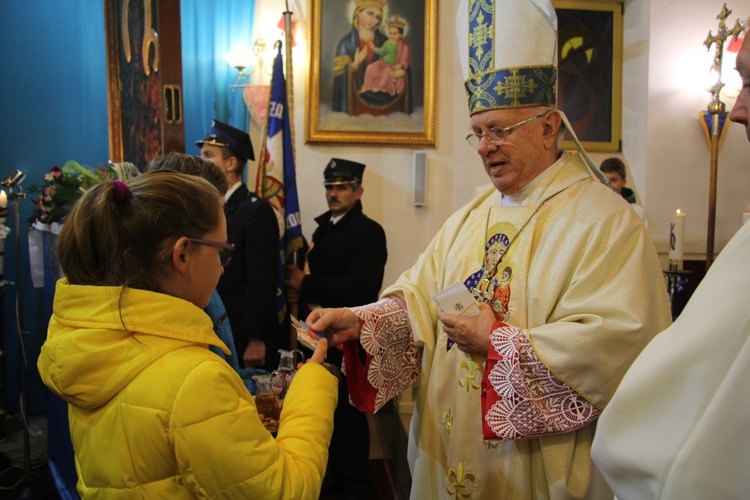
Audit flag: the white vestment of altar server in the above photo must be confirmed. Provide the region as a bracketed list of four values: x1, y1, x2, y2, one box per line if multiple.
[347, 151, 671, 499]
[592, 221, 750, 499]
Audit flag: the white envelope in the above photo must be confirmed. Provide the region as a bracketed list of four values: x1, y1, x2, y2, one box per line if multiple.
[433, 282, 480, 316]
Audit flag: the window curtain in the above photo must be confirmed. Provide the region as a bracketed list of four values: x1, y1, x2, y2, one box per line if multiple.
[181, 0, 255, 156]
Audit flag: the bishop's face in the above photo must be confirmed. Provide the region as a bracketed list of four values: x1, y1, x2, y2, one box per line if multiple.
[729, 35, 750, 142]
[471, 108, 552, 195]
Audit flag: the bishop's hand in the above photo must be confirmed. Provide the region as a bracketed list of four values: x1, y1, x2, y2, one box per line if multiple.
[306, 308, 361, 348]
[439, 303, 497, 357]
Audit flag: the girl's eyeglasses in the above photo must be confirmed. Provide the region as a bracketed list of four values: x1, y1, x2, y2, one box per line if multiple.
[161, 238, 235, 267]
[188, 238, 235, 267]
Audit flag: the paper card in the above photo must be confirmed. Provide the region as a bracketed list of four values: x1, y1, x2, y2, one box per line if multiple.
[291, 315, 324, 351]
[433, 282, 480, 317]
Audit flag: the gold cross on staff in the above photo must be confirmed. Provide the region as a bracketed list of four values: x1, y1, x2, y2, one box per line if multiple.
[704, 3, 745, 100]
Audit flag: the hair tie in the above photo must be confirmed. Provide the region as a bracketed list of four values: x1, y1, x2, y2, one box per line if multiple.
[111, 179, 129, 203]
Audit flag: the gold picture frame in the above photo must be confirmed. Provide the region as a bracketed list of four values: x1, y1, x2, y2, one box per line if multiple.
[305, 0, 437, 146]
[553, 1, 623, 152]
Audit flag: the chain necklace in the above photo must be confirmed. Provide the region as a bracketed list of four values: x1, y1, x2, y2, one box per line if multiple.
[471, 199, 548, 305]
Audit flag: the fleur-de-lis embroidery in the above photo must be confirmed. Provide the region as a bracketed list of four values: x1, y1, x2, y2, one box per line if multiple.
[494, 72, 539, 106]
[447, 461, 476, 498]
[458, 359, 482, 392]
[442, 408, 454, 433]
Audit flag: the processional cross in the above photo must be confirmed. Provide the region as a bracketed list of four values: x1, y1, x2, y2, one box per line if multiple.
[701, 3, 745, 270]
[704, 3, 744, 108]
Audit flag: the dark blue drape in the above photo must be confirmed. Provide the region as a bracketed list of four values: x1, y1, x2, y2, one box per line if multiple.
[0, 1, 109, 418]
[0, 3, 108, 498]
[181, 0, 255, 156]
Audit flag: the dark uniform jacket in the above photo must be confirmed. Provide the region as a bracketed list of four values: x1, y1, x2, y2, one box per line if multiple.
[216, 183, 280, 355]
[303, 200, 386, 497]
[303, 200, 387, 308]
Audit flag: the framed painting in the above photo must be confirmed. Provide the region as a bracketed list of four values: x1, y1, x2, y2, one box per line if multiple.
[104, 0, 185, 169]
[553, 1, 623, 152]
[305, 0, 437, 146]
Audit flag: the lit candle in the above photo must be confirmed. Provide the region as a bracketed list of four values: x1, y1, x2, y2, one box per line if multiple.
[669, 209, 686, 270]
[0, 190, 6, 208]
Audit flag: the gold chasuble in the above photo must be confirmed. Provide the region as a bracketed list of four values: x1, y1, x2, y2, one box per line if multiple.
[344, 152, 671, 499]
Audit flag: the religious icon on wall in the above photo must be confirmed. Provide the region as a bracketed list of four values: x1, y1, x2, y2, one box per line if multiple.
[306, 0, 437, 146]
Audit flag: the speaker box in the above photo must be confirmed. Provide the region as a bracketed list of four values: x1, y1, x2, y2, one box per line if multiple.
[413, 151, 427, 206]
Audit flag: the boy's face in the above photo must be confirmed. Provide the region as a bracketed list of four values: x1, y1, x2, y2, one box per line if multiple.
[201, 144, 234, 178]
[388, 27, 401, 43]
[604, 172, 626, 193]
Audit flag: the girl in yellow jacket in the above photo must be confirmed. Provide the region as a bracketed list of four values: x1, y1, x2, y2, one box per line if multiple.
[37, 172, 339, 499]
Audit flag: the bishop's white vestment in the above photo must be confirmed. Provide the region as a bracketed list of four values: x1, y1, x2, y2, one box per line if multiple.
[342, 152, 672, 499]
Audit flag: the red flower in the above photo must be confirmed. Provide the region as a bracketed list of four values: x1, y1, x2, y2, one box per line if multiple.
[44, 166, 62, 182]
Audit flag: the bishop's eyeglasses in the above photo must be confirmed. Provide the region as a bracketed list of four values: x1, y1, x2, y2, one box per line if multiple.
[465, 111, 549, 149]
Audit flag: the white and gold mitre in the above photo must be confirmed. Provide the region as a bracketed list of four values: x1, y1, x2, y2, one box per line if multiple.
[456, 0, 558, 115]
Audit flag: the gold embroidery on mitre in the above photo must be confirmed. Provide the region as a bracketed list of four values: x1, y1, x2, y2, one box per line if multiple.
[493, 70, 539, 107]
[466, 66, 557, 114]
[470, 10, 492, 61]
[447, 461, 477, 498]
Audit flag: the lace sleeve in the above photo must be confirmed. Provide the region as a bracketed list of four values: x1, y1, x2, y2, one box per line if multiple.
[343, 297, 422, 413]
[482, 323, 600, 440]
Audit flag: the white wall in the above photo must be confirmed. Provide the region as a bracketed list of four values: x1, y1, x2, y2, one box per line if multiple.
[643, 0, 749, 261]
[249, 0, 750, 290]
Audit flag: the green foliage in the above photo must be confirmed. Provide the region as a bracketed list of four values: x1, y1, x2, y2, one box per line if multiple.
[27, 161, 125, 226]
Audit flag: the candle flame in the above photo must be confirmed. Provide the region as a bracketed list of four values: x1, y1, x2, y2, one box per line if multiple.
[676, 209, 683, 215]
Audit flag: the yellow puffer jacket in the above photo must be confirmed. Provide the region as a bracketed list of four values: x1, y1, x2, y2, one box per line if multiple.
[38, 279, 338, 499]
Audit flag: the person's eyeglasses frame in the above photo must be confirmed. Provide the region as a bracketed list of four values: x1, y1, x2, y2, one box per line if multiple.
[465, 110, 551, 149]
[188, 238, 234, 267]
[161, 238, 235, 267]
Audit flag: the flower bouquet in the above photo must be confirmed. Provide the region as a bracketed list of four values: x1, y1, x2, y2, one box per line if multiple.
[27, 160, 138, 227]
